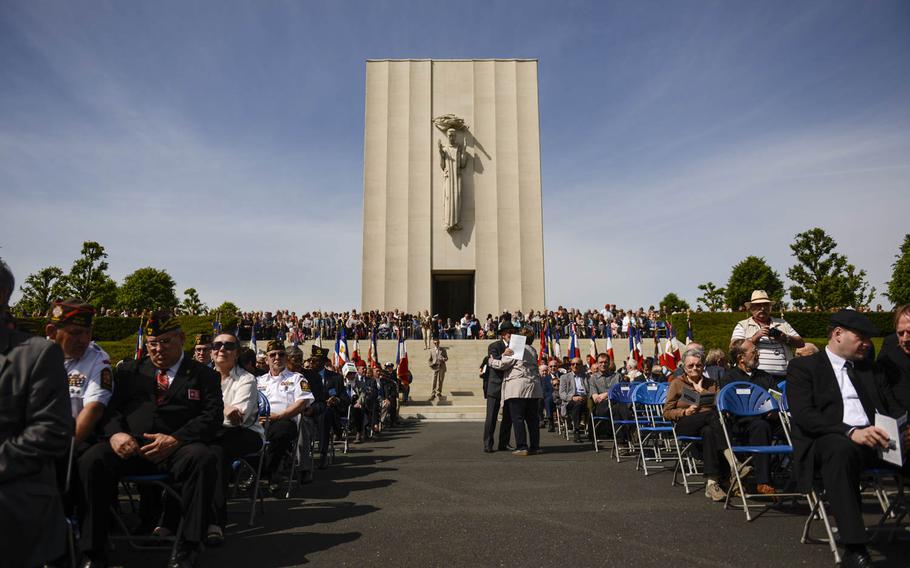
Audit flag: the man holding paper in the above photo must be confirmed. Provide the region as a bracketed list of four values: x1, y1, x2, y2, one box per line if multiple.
[488, 326, 542, 456]
[788, 309, 910, 568]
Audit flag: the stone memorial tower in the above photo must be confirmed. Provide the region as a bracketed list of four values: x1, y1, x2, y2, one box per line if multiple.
[361, 59, 545, 320]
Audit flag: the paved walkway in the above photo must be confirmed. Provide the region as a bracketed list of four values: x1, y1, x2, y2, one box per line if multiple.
[116, 422, 906, 567]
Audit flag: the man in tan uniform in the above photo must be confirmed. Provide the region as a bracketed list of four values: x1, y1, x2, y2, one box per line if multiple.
[428, 338, 448, 401]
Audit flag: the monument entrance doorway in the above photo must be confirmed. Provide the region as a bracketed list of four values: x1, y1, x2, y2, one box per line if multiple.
[432, 272, 474, 324]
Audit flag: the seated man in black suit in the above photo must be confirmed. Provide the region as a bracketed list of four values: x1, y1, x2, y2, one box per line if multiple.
[301, 346, 349, 469]
[788, 310, 910, 568]
[78, 312, 223, 568]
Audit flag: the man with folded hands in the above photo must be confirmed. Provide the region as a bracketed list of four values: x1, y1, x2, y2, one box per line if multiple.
[78, 312, 222, 568]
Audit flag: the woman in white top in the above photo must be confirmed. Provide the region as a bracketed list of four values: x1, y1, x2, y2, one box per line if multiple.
[208, 332, 264, 544]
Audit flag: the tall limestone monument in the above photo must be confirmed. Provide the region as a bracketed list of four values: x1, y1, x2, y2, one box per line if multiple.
[361, 59, 545, 320]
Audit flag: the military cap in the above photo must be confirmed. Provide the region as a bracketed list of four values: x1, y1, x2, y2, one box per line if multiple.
[50, 298, 95, 328]
[287, 345, 304, 360]
[310, 345, 330, 360]
[193, 333, 213, 346]
[144, 311, 181, 337]
[830, 309, 879, 337]
[266, 339, 285, 353]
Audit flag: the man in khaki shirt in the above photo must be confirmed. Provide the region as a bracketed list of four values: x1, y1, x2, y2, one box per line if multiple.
[429, 338, 448, 401]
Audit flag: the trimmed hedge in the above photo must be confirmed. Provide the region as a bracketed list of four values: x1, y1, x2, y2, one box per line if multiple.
[16, 314, 240, 364]
[668, 311, 895, 353]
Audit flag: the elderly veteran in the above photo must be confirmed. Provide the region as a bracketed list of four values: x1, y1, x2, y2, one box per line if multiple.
[78, 311, 222, 568]
[663, 348, 726, 502]
[257, 339, 313, 487]
[45, 299, 112, 447]
[489, 327, 543, 456]
[788, 309, 910, 568]
[208, 332, 263, 545]
[192, 333, 213, 366]
[731, 290, 804, 378]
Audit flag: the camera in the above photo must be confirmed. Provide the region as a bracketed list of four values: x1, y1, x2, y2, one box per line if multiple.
[768, 327, 784, 340]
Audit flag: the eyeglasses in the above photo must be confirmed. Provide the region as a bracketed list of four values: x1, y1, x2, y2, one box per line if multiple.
[146, 337, 175, 349]
[212, 341, 238, 351]
[268, 352, 286, 359]
[193, 346, 210, 353]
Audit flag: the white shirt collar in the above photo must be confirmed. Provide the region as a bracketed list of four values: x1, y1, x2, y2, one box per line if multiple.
[825, 347, 848, 370]
[157, 354, 184, 381]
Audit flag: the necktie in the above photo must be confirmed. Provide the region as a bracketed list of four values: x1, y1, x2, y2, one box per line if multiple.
[844, 362, 873, 423]
[156, 370, 169, 405]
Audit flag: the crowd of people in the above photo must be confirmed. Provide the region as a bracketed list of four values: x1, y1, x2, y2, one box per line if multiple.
[4, 247, 909, 568]
[478, 290, 910, 568]
[0, 260, 412, 568]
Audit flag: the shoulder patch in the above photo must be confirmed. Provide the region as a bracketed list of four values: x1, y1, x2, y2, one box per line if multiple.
[100, 367, 113, 391]
[300, 379, 311, 392]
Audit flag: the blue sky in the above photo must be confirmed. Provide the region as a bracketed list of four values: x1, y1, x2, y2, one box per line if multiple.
[2, 1, 909, 312]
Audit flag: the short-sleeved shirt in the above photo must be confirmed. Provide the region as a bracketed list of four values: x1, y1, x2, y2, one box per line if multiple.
[257, 368, 314, 415]
[65, 342, 113, 418]
[731, 316, 799, 377]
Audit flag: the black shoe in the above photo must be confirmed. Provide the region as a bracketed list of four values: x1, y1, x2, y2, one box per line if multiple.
[842, 548, 873, 568]
[573, 433, 582, 443]
[547, 424, 555, 432]
[298, 470, 314, 484]
[167, 544, 200, 568]
[318, 455, 328, 470]
[483, 447, 494, 453]
[80, 555, 108, 568]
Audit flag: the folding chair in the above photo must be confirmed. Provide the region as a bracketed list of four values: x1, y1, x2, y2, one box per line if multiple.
[607, 382, 640, 462]
[670, 425, 705, 494]
[632, 382, 676, 476]
[111, 474, 186, 555]
[590, 408, 612, 453]
[231, 391, 270, 525]
[717, 382, 802, 521]
[774, 381, 841, 563]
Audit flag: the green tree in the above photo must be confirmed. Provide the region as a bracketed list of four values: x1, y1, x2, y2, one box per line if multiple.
[660, 292, 690, 314]
[179, 288, 207, 315]
[60, 241, 118, 308]
[787, 227, 876, 309]
[725, 256, 784, 311]
[214, 301, 240, 318]
[116, 267, 178, 312]
[886, 234, 910, 307]
[14, 266, 66, 315]
[696, 282, 727, 311]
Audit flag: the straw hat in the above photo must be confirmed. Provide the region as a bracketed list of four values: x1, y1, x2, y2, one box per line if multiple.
[745, 290, 774, 308]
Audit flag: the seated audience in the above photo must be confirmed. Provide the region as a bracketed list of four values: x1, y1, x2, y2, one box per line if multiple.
[209, 332, 264, 544]
[877, 304, 910, 413]
[663, 349, 725, 502]
[558, 357, 590, 442]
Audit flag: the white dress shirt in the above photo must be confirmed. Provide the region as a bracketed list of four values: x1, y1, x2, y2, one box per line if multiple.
[824, 347, 870, 428]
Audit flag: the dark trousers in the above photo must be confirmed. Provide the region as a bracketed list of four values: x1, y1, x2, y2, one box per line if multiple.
[265, 419, 298, 478]
[565, 399, 587, 431]
[210, 427, 263, 527]
[609, 402, 634, 443]
[507, 398, 541, 451]
[674, 411, 725, 478]
[813, 433, 910, 544]
[483, 395, 512, 450]
[78, 441, 216, 553]
[350, 405, 366, 435]
[729, 416, 774, 484]
[318, 404, 343, 456]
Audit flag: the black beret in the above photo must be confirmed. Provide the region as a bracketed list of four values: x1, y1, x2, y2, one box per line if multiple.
[830, 309, 879, 337]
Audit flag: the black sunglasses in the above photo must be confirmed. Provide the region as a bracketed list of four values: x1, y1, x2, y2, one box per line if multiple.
[212, 341, 238, 351]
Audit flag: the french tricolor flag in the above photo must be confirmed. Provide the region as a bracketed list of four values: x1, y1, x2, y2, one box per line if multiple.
[568, 324, 579, 359]
[396, 329, 409, 385]
[605, 326, 614, 362]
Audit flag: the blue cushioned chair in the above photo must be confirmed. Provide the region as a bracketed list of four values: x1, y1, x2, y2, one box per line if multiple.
[607, 382, 640, 462]
[632, 382, 676, 476]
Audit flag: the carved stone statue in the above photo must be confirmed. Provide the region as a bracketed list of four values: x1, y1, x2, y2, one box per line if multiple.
[438, 128, 467, 233]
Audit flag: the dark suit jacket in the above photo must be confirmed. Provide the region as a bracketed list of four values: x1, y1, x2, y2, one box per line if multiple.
[0, 327, 73, 567]
[102, 356, 222, 444]
[787, 349, 899, 491]
[303, 368, 350, 414]
[877, 333, 910, 413]
[486, 340, 508, 398]
[722, 366, 776, 392]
